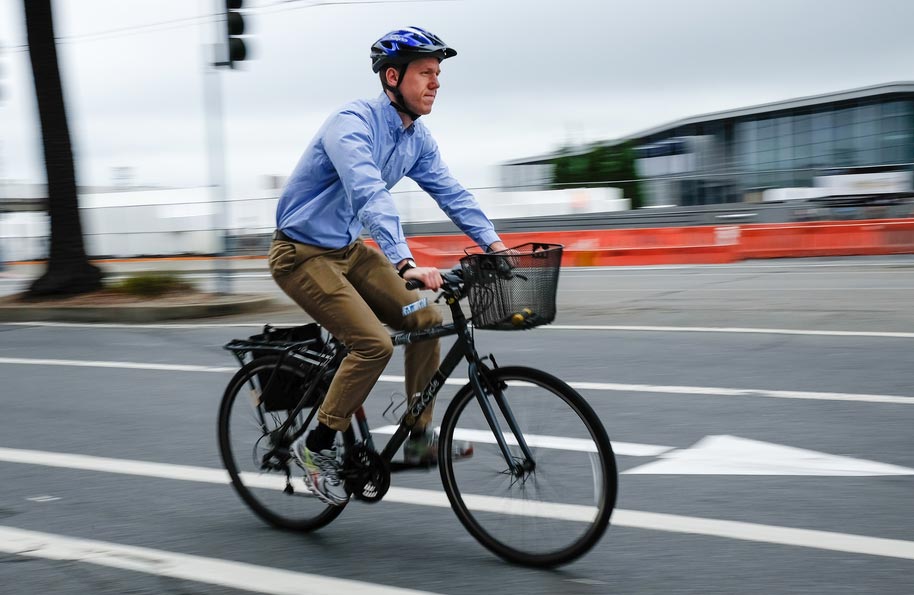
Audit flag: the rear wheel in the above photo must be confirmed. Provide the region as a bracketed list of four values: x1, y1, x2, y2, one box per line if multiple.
[217, 356, 344, 531]
[438, 366, 617, 567]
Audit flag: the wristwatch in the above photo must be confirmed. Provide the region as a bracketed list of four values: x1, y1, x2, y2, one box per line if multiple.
[397, 259, 418, 278]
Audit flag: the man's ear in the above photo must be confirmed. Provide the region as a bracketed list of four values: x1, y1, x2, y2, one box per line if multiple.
[384, 66, 399, 88]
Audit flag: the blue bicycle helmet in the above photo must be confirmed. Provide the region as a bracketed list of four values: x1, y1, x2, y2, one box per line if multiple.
[371, 27, 457, 121]
[370, 26, 457, 73]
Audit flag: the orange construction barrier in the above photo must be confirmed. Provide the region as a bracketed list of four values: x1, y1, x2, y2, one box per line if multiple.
[738, 219, 914, 259]
[350, 218, 914, 268]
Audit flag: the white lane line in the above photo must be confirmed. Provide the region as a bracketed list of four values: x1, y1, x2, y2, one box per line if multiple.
[0, 357, 235, 373]
[370, 425, 674, 457]
[376, 375, 914, 406]
[559, 261, 914, 273]
[0, 526, 439, 595]
[562, 287, 914, 292]
[611, 510, 914, 561]
[0, 358, 910, 406]
[0, 446, 599, 522]
[2, 322, 267, 329]
[5, 320, 913, 339]
[561, 381, 914, 406]
[546, 325, 914, 339]
[3, 448, 914, 560]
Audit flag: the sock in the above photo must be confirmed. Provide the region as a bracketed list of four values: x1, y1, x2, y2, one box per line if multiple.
[410, 427, 430, 441]
[306, 423, 336, 452]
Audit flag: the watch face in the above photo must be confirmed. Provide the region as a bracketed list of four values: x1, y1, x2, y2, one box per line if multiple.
[399, 259, 417, 277]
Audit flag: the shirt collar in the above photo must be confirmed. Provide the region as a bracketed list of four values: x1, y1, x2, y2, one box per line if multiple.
[375, 92, 416, 136]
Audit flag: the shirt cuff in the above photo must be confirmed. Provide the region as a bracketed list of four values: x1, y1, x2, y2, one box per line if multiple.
[476, 230, 502, 251]
[386, 243, 414, 265]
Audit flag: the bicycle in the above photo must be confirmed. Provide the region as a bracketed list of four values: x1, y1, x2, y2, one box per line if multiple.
[217, 243, 618, 567]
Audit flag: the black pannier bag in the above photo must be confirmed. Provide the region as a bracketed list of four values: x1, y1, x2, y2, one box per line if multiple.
[249, 324, 327, 412]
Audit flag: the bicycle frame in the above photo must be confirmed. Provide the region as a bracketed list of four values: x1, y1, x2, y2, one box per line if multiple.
[358, 291, 535, 475]
[261, 284, 536, 476]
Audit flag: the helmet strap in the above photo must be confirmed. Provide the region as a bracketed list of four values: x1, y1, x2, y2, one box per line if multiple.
[384, 63, 422, 122]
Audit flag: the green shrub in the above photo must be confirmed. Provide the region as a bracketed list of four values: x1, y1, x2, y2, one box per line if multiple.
[110, 273, 194, 297]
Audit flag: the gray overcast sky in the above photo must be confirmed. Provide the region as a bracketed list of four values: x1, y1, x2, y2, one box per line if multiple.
[2, 0, 914, 198]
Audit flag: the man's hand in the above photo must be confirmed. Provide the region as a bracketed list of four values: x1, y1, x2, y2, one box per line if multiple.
[487, 241, 521, 270]
[403, 266, 443, 291]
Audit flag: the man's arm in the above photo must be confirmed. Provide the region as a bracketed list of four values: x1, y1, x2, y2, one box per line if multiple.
[322, 110, 414, 265]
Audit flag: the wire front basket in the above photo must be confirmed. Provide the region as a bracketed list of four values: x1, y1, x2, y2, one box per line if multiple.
[460, 243, 563, 331]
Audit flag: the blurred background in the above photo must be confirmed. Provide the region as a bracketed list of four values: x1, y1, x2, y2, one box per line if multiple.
[2, 4, 914, 592]
[1, 0, 913, 262]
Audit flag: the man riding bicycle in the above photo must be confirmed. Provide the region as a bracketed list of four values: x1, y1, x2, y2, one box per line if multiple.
[269, 26, 507, 506]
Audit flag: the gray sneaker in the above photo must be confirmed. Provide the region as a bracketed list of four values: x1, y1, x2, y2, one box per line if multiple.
[289, 436, 349, 506]
[404, 431, 474, 466]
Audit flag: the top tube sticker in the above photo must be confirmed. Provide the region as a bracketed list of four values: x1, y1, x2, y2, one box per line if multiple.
[402, 297, 429, 317]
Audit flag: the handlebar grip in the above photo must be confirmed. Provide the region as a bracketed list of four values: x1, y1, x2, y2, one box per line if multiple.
[404, 279, 424, 291]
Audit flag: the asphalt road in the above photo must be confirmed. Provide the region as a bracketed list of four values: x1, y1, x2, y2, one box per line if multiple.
[1, 257, 913, 594]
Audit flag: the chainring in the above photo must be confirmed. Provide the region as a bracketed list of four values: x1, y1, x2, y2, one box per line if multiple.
[342, 443, 390, 503]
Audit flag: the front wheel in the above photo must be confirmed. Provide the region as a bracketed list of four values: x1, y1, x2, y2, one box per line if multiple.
[438, 366, 617, 567]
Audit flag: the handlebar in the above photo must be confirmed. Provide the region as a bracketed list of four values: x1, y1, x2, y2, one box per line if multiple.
[404, 266, 464, 292]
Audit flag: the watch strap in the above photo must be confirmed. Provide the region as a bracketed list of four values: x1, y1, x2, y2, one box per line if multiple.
[397, 259, 417, 278]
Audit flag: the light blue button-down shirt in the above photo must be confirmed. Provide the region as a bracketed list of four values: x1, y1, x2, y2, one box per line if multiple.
[276, 93, 501, 264]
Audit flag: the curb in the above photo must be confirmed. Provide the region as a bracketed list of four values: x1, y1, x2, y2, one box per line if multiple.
[0, 294, 274, 323]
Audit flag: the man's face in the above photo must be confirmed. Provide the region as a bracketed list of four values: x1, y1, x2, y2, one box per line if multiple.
[391, 56, 441, 116]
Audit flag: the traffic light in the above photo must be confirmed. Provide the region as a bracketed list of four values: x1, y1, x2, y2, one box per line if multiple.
[224, 0, 247, 67]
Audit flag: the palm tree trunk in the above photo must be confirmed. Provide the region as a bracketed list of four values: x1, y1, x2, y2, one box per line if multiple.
[23, 0, 102, 298]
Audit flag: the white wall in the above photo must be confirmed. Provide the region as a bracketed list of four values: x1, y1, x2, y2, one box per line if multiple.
[2, 186, 630, 261]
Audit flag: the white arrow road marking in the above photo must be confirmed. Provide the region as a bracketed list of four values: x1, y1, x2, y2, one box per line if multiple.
[624, 435, 914, 476]
[1, 358, 913, 405]
[373, 427, 914, 475]
[2, 448, 914, 559]
[0, 526, 440, 595]
[370, 425, 674, 457]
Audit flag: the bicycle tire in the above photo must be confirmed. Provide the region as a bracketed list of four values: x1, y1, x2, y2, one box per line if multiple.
[218, 355, 344, 531]
[438, 366, 617, 567]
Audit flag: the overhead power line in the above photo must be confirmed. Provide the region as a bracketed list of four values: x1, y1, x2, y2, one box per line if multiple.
[3, 0, 458, 52]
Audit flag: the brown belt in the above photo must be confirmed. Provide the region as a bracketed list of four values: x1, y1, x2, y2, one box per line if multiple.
[273, 229, 294, 242]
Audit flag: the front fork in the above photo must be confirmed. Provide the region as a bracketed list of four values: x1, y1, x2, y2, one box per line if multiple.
[468, 359, 536, 476]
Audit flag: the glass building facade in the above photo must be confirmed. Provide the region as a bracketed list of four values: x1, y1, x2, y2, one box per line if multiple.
[734, 99, 913, 192]
[502, 83, 914, 207]
[631, 85, 914, 205]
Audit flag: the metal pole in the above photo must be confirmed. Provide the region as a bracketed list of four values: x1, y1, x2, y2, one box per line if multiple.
[202, 1, 231, 294]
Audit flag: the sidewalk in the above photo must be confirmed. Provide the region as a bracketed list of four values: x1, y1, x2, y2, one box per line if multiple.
[6, 255, 270, 278]
[0, 257, 274, 323]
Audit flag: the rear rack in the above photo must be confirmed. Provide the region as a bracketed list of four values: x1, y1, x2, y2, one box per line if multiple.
[223, 323, 332, 368]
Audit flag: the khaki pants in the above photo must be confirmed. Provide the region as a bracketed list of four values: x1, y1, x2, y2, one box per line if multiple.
[269, 238, 442, 431]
